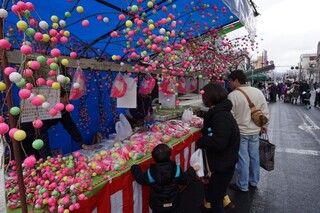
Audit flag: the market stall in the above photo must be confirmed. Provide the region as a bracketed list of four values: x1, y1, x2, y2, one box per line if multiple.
[0, 1, 259, 212]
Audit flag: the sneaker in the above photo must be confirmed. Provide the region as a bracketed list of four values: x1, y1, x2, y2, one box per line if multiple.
[249, 183, 257, 189]
[229, 183, 248, 193]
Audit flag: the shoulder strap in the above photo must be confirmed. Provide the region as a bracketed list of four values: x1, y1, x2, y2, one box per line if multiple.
[236, 87, 255, 108]
[203, 149, 212, 177]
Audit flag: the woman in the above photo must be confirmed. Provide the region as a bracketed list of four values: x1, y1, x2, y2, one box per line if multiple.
[196, 83, 240, 213]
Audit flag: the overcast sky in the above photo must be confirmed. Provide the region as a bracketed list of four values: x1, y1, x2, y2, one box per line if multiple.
[227, 0, 320, 73]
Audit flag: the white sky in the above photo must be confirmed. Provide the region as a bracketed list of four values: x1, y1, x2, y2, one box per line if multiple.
[227, 0, 320, 73]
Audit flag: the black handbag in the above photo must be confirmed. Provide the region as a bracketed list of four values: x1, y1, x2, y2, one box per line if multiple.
[259, 133, 276, 171]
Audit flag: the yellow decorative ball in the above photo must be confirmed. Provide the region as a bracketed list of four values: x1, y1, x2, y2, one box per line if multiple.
[125, 20, 133, 28]
[149, 24, 155, 30]
[42, 34, 50, 42]
[0, 82, 6, 91]
[52, 23, 59, 29]
[52, 82, 61, 90]
[76, 6, 84, 14]
[51, 15, 58, 23]
[63, 31, 70, 37]
[61, 59, 69, 66]
[111, 55, 117, 61]
[147, 1, 153, 8]
[16, 20, 27, 31]
[13, 130, 27, 141]
[37, 94, 46, 102]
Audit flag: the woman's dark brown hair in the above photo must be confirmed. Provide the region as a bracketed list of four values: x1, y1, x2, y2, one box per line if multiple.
[202, 83, 228, 107]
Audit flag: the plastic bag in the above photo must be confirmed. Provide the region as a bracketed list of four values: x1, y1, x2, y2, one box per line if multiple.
[159, 79, 175, 95]
[181, 108, 193, 122]
[69, 66, 86, 100]
[110, 73, 127, 98]
[188, 77, 197, 92]
[190, 149, 204, 177]
[115, 113, 133, 141]
[178, 77, 187, 94]
[138, 73, 155, 94]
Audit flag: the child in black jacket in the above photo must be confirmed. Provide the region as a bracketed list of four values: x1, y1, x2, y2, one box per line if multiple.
[131, 143, 199, 213]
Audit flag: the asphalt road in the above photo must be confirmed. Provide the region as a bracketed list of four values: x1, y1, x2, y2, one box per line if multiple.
[180, 94, 320, 213]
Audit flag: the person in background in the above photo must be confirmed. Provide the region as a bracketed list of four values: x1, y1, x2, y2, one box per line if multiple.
[20, 88, 96, 160]
[314, 86, 320, 107]
[128, 92, 153, 128]
[196, 83, 240, 213]
[227, 70, 269, 193]
[131, 143, 199, 213]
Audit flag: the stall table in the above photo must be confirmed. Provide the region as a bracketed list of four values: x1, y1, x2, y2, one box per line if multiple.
[7, 128, 201, 213]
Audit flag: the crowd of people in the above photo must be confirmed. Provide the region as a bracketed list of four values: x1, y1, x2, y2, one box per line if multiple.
[131, 70, 270, 213]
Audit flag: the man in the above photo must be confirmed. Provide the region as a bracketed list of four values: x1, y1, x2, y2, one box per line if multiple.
[20, 88, 96, 160]
[227, 70, 269, 192]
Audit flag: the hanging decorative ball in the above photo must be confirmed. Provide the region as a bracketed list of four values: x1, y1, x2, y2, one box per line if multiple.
[25, 28, 36, 37]
[16, 20, 28, 31]
[76, 6, 84, 14]
[10, 107, 20, 116]
[0, 39, 11, 50]
[0, 82, 6, 91]
[61, 59, 69, 66]
[82, 20, 89, 27]
[32, 119, 43, 128]
[31, 96, 43, 106]
[42, 102, 50, 109]
[59, 20, 66, 28]
[57, 75, 66, 83]
[8, 128, 18, 138]
[66, 104, 74, 112]
[52, 82, 61, 90]
[65, 11, 71, 18]
[103, 17, 109, 23]
[32, 139, 44, 150]
[118, 14, 125, 21]
[147, 1, 153, 8]
[39, 21, 49, 30]
[20, 45, 32, 55]
[125, 20, 132, 28]
[49, 108, 58, 117]
[51, 15, 58, 23]
[9, 72, 22, 83]
[0, 9, 8, 18]
[16, 78, 26, 88]
[0, 123, 9, 134]
[36, 78, 45, 86]
[13, 129, 27, 141]
[131, 5, 138, 13]
[200, 90, 205, 94]
[19, 88, 31, 99]
[54, 103, 65, 111]
[50, 48, 61, 57]
[70, 52, 77, 59]
[36, 55, 46, 65]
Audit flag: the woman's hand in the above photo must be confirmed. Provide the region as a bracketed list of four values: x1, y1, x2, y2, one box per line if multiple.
[193, 164, 201, 171]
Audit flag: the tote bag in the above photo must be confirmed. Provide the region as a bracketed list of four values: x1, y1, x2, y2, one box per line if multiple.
[259, 133, 275, 171]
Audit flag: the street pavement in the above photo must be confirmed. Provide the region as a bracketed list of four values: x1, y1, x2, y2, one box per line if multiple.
[180, 95, 320, 213]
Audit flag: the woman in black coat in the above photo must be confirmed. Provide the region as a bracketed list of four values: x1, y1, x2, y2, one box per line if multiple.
[196, 83, 240, 213]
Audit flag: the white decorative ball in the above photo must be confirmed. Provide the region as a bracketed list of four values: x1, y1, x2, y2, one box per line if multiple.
[39, 21, 48, 30]
[42, 102, 50, 109]
[59, 20, 66, 28]
[9, 72, 22, 83]
[0, 9, 8, 18]
[103, 17, 109, 23]
[57, 75, 66, 83]
[73, 82, 80, 88]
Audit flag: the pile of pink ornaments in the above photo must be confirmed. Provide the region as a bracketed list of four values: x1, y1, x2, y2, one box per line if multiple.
[6, 152, 91, 212]
[188, 116, 204, 128]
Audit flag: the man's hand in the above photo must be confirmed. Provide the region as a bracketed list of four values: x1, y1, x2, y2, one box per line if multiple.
[260, 128, 268, 134]
[82, 144, 98, 150]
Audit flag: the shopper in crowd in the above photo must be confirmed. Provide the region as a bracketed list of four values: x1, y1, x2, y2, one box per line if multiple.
[227, 70, 269, 193]
[314, 86, 320, 107]
[291, 81, 300, 104]
[127, 92, 154, 128]
[277, 82, 284, 100]
[196, 83, 240, 213]
[131, 143, 199, 213]
[19, 88, 96, 160]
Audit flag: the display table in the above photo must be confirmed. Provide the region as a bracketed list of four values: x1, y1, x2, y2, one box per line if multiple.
[7, 128, 201, 213]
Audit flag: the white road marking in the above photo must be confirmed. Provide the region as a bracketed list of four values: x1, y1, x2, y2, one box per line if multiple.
[298, 114, 320, 132]
[303, 113, 320, 130]
[276, 148, 320, 156]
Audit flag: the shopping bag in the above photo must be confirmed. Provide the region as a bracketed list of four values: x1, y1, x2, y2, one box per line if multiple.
[115, 113, 133, 141]
[182, 107, 193, 122]
[69, 66, 86, 100]
[110, 73, 127, 98]
[259, 133, 275, 171]
[190, 149, 204, 177]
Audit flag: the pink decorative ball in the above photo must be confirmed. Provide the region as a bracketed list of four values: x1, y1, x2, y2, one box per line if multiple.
[118, 14, 125, 21]
[31, 96, 43, 106]
[65, 104, 74, 112]
[54, 103, 64, 111]
[32, 119, 43, 128]
[24, 155, 37, 168]
[50, 48, 61, 57]
[46, 58, 54, 65]
[34, 32, 43, 41]
[82, 20, 89, 27]
[30, 61, 41, 70]
[0, 39, 11, 50]
[24, 68, 33, 77]
[20, 45, 32, 55]
[9, 128, 18, 138]
[49, 108, 58, 117]
[46, 79, 54, 87]
[25, 83, 33, 90]
[70, 52, 77, 59]
[200, 90, 205, 94]
[0, 122, 9, 134]
[4, 67, 16, 76]
[19, 89, 31, 99]
[36, 78, 45, 86]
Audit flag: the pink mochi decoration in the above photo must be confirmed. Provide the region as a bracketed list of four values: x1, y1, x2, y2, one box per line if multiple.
[24, 156, 37, 167]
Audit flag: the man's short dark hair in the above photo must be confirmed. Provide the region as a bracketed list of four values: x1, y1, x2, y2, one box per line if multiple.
[228, 70, 247, 84]
[152, 143, 171, 163]
[202, 83, 228, 107]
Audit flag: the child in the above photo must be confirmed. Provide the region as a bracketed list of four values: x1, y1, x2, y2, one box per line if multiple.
[131, 143, 199, 213]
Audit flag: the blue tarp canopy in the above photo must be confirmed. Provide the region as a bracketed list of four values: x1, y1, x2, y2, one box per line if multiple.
[2, 0, 240, 61]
